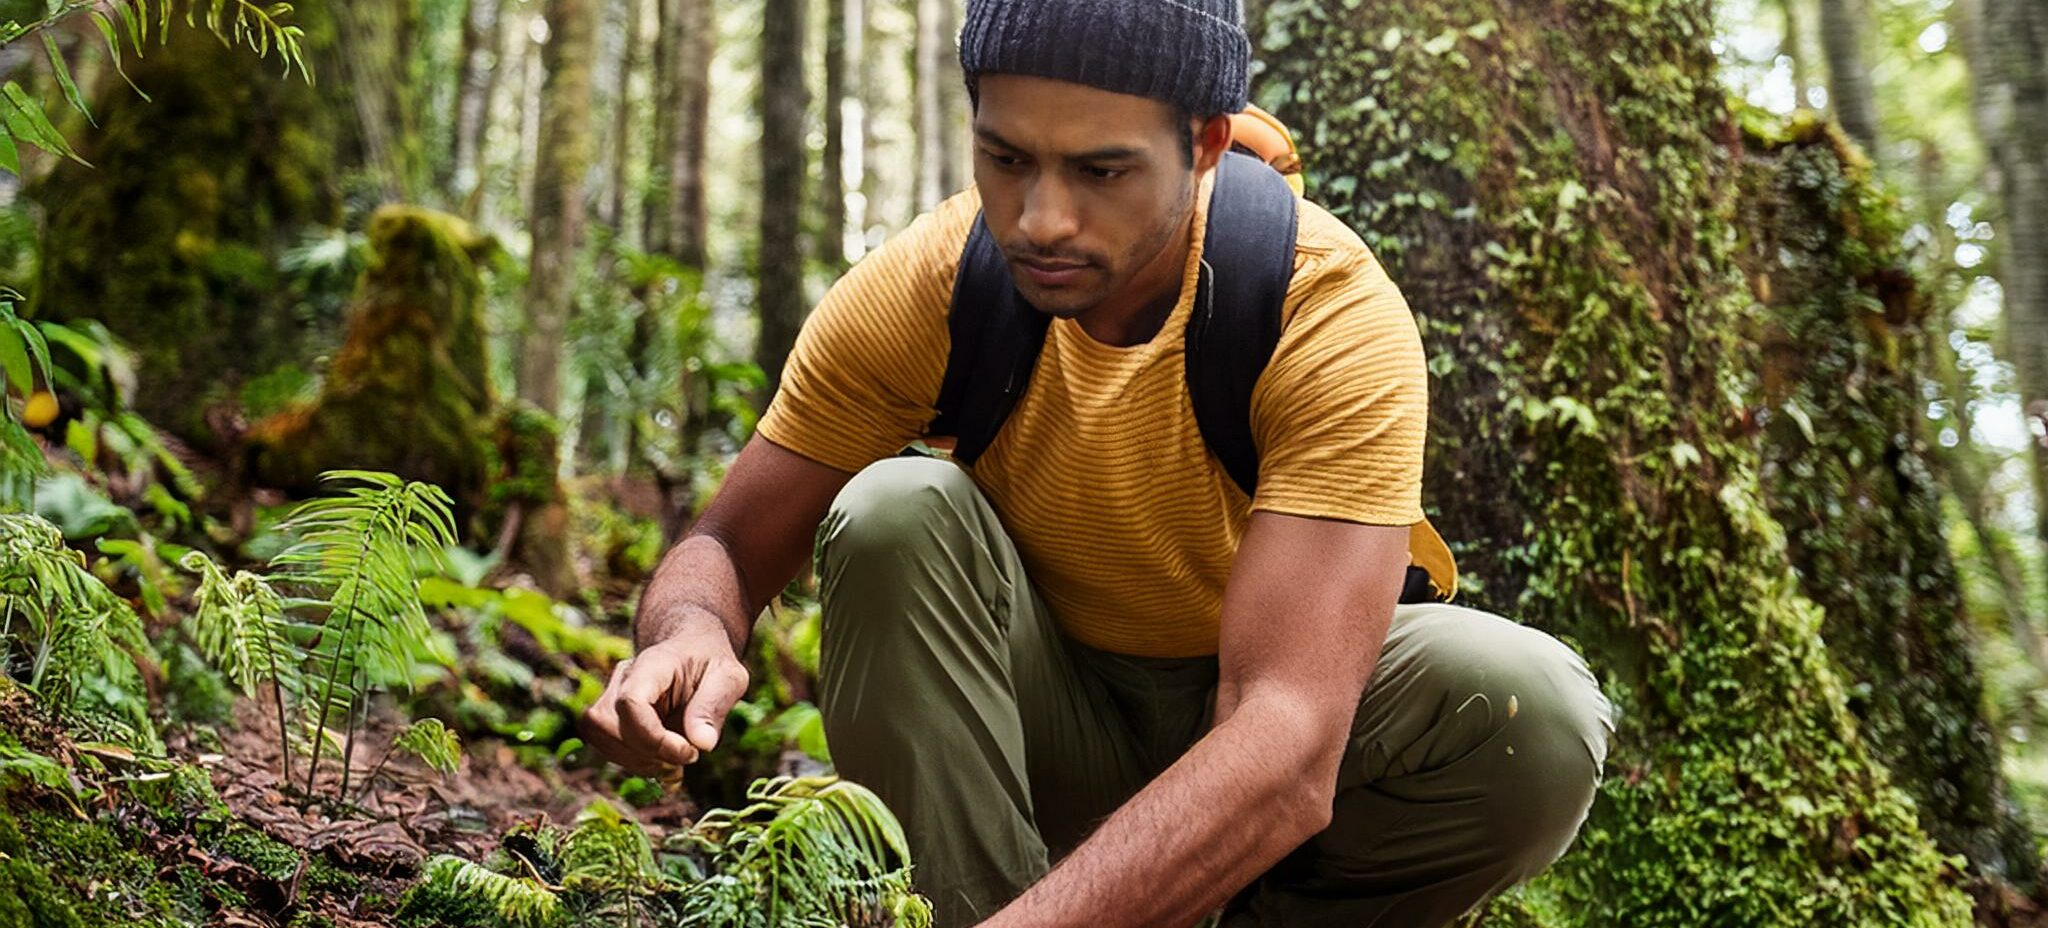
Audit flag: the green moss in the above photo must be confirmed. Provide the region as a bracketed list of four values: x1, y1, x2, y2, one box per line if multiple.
[1254, 0, 1971, 922]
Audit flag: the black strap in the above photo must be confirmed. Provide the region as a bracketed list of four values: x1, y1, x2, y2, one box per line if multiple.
[930, 213, 1051, 465]
[1184, 151, 1298, 498]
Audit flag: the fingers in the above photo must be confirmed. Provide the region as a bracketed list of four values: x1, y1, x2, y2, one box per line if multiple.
[616, 657, 701, 767]
[681, 660, 750, 754]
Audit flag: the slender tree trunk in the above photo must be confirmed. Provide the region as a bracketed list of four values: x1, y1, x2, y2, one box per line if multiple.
[1818, 0, 1881, 154]
[912, 0, 944, 209]
[935, 0, 964, 196]
[518, 0, 600, 415]
[647, 0, 714, 265]
[1990, 0, 2048, 547]
[1779, 0, 1813, 109]
[450, 0, 503, 201]
[757, 0, 809, 389]
[604, 0, 648, 236]
[842, 0, 868, 260]
[514, 14, 547, 218]
[333, 0, 424, 201]
[479, 0, 532, 229]
[819, 0, 849, 268]
[1258, 1, 1969, 922]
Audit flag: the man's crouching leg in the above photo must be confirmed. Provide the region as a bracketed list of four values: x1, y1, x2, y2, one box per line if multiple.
[1227, 603, 1615, 928]
[814, 457, 1144, 925]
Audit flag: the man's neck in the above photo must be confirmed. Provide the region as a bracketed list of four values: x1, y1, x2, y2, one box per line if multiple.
[1074, 208, 1199, 348]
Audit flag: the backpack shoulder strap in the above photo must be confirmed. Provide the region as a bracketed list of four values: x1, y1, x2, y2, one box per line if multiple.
[1185, 150, 1300, 498]
[927, 214, 1051, 464]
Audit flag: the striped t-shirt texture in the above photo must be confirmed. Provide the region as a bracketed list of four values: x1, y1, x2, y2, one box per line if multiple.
[759, 172, 1441, 658]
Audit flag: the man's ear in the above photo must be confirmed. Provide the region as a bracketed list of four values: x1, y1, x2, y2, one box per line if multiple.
[1194, 113, 1234, 173]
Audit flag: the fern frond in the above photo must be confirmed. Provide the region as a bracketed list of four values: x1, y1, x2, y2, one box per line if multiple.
[180, 551, 299, 698]
[393, 717, 462, 778]
[0, 513, 154, 746]
[268, 470, 455, 797]
[418, 854, 562, 928]
[677, 776, 931, 927]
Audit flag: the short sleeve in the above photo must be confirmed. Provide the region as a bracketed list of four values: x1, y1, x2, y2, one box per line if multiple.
[756, 191, 977, 472]
[1247, 229, 1428, 527]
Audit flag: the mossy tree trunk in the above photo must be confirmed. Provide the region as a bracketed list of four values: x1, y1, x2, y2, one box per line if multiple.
[332, 0, 426, 202]
[450, 0, 505, 203]
[1817, 0, 1881, 154]
[1256, 0, 1970, 923]
[819, 0, 850, 268]
[31, 7, 348, 446]
[1738, 116, 2040, 900]
[647, 0, 714, 267]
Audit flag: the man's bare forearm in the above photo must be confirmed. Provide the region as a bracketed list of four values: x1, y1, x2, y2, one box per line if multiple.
[633, 530, 754, 655]
[978, 693, 1341, 928]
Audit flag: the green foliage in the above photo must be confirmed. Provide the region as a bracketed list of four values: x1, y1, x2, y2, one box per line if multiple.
[0, 0, 311, 175]
[0, 513, 152, 744]
[674, 776, 930, 928]
[403, 777, 929, 928]
[393, 717, 462, 777]
[269, 470, 456, 798]
[0, 292, 50, 507]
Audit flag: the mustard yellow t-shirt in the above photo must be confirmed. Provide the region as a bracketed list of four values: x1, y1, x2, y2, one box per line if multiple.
[759, 172, 1444, 657]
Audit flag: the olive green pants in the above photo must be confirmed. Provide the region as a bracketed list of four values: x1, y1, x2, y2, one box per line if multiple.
[815, 458, 1613, 927]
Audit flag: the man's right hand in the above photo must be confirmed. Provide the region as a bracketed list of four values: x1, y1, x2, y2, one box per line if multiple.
[580, 625, 753, 771]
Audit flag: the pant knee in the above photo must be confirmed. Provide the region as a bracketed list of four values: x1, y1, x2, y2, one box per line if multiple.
[1378, 605, 1613, 872]
[818, 456, 981, 574]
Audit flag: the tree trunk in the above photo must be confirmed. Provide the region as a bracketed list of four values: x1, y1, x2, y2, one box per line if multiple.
[819, 0, 849, 268]
[603, 0, 648, 237]
[518, 0, 600, 415]
[1817, 0, 1881, 155]
[1740, 115, 2041, 898]
[449, 0, 502, 201]
[912, 0, 944, 210]
[757, 0, 809, 389]
[1779, 0, 1813, 109]
[647, 0, 715, 266]
[935, 0, 964, 196]
[332, 0, 425, 201]
[1256, 0, 1969, 922]
[1980, 0, 2048, 549]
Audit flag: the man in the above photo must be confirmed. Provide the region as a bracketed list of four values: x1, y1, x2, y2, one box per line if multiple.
[582, 1, 1614, 924]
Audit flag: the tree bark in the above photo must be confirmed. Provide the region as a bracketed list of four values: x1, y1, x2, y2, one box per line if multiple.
[603, 0, 649, 237]
[518, 0, 600, 415]
[1817, 0, 1881, 154]
[1740, 115, 2041, 897]
[449, 0, 503, 201]
[912, 0, 944, 210]
[1981, 0, 2048, 549]
[757, 0, 809, 389]
[935, 0, 964, 196]
[647, 0, 714, 267]
[1779, 0, 1813, 109]
[332, 0, 425, 201]
[1256, 0, 1969, 921]
[819, 0, 849, 268]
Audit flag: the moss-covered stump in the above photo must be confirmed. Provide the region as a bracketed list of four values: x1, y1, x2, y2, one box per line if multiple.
[249, 206, 500, 503]
[1255, 0, 1969, 923]
[1736, 112, 2040, 896]
[29, 12, 348, 445]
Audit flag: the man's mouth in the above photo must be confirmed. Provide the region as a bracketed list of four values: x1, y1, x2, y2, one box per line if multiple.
[1014, 258, 1091, 288]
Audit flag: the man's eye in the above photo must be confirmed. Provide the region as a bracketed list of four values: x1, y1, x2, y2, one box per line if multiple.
[1082, 166, 1126, 181]
[982, 150, 1024, 168]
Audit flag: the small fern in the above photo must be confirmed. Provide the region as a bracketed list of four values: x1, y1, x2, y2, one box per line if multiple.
[0, 513, 153, 745]
[678, 776, 932, 928]
[269, 470, 456, 799]
[180, 550, 301, 781]
[394, 716, 463, 777]
[417, 854, 563, 928]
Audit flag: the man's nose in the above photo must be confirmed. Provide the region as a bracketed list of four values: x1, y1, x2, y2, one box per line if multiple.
[1018, 178, 1080, 249]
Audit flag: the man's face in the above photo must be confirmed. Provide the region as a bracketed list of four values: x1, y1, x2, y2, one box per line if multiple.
[971, 74, 1203, 318]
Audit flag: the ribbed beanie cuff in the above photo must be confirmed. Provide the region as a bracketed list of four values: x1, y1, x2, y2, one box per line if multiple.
[959, 0, 1251, 115]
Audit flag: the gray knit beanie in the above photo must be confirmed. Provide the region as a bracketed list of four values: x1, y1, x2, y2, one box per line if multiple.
[958, 0, 1251, 116]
